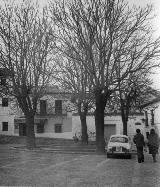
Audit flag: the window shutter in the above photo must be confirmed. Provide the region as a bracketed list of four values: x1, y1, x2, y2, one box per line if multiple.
[2, 98, 8, 107]
[40, 100, 47, 115]
[55, 100, 62, 114]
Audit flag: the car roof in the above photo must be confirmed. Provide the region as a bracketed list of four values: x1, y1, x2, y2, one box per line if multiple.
[110, 134, 129, 138]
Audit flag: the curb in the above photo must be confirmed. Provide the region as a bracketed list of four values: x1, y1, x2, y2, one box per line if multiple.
[11, 145, 137, 155]
[10, 146, 99, 155]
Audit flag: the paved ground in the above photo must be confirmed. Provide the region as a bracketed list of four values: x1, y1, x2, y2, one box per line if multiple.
[0, 144, 160, 187]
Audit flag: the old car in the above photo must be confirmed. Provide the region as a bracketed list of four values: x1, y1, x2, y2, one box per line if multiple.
[106, 134, 132, 159]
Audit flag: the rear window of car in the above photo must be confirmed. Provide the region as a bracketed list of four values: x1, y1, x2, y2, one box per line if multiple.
[110, 137, 128, 143]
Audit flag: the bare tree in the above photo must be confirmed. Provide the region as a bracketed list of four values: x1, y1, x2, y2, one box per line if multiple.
[50, 0, 160, 153]
[54, 55, 94, 144]
[0, 1, 55, 148]
[106, 69, 159, 136]
[117, 72, 154, 135]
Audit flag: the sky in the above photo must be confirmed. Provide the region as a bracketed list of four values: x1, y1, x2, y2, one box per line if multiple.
[3, 0, 160, 90]
[131, 0, 160, 90]
[38, 0, 160, 90]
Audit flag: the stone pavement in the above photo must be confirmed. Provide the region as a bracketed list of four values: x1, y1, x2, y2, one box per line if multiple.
[0, 144, 160, 187]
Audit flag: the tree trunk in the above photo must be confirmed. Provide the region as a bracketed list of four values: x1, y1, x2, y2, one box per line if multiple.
[122, 117, 128, 135]
[121, 107, 128, 136]
[95, 94, 105, 154]
[80, 113, 88, 144]
[25, 114, 36, 149]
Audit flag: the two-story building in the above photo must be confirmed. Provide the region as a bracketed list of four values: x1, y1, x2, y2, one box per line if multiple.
[0, 85, 73, 139]
[0, 68, 15, 136]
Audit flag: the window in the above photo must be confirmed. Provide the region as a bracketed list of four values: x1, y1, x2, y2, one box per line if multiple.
[2, 122, 8, 131]
[55, 124, 62, 133]
[110, 137, 128, 143]
[145, 111, 148, 126]
[37, 124, 44, 133]
[40, 100, 47, 115]
[151, 110, 154, 125]
[1, 78, 6, 86]
[2, 98, 8, 107]
[135, 122, 141, 126]
[14, 124, 19, 130]
[55, 100, 62, 114]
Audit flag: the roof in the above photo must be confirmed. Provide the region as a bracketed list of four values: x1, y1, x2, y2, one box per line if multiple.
[141, 96, 160, 108]
[45, 86, 71, 95]
[139, 87, 160, 108]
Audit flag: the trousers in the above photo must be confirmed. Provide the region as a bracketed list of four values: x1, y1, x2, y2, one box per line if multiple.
[137, 146, 144, 163]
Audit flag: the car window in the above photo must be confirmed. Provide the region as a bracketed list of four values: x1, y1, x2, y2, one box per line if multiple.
[110, 137, 128, 143]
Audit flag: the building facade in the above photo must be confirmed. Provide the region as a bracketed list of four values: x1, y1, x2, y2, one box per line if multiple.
[0, 68, 16, 136]
[0, 86, 73, 139]
[142, 97, 160, 137]
[72, 113, 145, 142]
[0, 97, 16, 136]
[1, 66, 154, 141]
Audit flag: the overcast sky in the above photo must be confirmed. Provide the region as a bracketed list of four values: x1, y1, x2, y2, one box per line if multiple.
[130, 0, 160, 90]
[8, 0, 160, 90]
[38, 0, 160, 90]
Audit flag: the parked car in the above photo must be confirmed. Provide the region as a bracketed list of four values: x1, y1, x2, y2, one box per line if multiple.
[105, 134, 132, 159]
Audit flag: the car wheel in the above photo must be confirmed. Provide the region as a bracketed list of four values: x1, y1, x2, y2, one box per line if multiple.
[126, 154, 132, 159]
[107, 154, 111, 158]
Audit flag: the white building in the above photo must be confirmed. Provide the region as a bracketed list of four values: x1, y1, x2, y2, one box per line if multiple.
[0, 93, 146, 141]
[0, 97, 16, 136]
[0, 86, 73, 139]
[72, 113, 145, 142]
[141, 97, 160, 137]
[0, 68, 17, 136]
[0, 66, 150, 141]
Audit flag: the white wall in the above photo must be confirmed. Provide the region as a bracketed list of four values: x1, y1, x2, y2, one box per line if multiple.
[0, 114, 15, 135]
[143, 100, 160, 136]
[153, 101, 160, 126]
[72, 114, 145, 141]
[35, 132, 73, 139]
[44, 116, 72, 133]
[72, 115, 95, 136]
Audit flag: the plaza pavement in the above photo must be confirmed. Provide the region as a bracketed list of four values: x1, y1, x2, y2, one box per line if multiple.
[0, 144, 160, 187]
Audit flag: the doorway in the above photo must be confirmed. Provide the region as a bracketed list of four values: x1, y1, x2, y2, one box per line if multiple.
[19, 123, 26, 136]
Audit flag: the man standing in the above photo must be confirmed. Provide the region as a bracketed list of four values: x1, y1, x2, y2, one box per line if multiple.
[133, 129, 145, 163]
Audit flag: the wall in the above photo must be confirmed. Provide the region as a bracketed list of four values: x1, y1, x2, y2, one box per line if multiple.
[0, 108, 15, 135]
[72, 114, 145, 141]
[143, 100, 160, 136]
[0, 96, 23, 136]
[0, 93, 73, 138]
[72, 115, 95, 138]
[35, 115, 72, 139]
[39, 94, 69, 115]
[153, 101, 160, 128]
[44, 116, 72, 133]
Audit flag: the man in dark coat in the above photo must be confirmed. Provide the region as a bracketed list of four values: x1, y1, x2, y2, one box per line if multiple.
[133, 129, 145, 163]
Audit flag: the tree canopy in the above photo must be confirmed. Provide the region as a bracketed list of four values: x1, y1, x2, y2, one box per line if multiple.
[0, 0, 55, 148]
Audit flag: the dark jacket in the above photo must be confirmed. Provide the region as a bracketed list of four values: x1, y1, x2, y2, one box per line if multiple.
[133, 133, 145, 147]
[148, 133, 159, 148]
